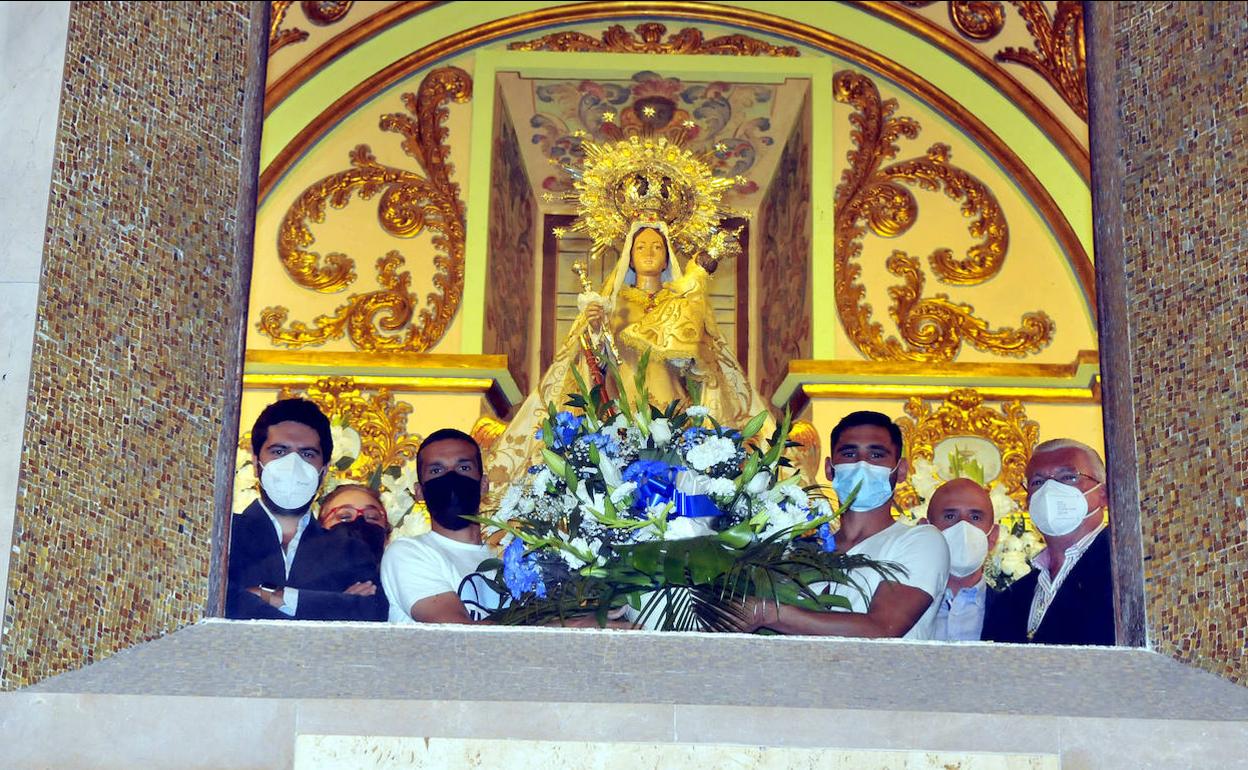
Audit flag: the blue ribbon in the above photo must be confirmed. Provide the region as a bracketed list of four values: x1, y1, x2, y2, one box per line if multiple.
[631, 464, 719, 520]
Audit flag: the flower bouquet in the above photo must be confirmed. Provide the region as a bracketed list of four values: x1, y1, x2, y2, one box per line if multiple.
[473, 352, 894, 631]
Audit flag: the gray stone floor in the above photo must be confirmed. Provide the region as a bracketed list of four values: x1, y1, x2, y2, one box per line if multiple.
[26, 619, 1248, 721]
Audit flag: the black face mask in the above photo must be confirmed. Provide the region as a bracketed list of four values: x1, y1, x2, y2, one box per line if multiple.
[422, 472, 482, 531]
[330, 516, 387, 561]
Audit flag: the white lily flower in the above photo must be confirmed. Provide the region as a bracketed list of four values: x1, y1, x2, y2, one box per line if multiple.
[609, 481, 638, 506]
[649, 418, 673, 447]
[744, 470, 771, 497]
[598, 456, 624, 488]
[329, 424, 363, 468]
[391, 506, 431, 539]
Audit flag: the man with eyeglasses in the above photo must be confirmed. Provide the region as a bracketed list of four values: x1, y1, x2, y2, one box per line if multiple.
[982, 439, 1114, 645]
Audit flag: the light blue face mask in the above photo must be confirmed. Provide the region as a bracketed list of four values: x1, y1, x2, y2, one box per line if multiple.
[832, 461, 897, 512]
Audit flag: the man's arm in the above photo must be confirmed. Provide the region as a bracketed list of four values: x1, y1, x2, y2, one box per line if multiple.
[748, 581, 935, 638]
[408, 591, 490, 624]
[294, 586, 388, 622]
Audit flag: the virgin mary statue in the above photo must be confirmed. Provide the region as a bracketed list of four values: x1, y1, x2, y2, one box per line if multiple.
[484, 215, 770, 489]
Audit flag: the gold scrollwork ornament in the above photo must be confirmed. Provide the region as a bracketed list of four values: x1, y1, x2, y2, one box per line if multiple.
[258, 67, 471, 352]
[892, 387, 1039, 512]
[832, 69, 1055, 362]
[268, 1, 309, 54]
[995, 0, 1088, 120]
[276, 376, 423, 483]
[509, 22, 799, 57]
[949, 1, 1007, 41]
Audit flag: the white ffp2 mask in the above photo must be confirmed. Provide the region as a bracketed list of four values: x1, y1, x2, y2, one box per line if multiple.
[259, 452, 321, 510]
[1029, 479, 1100, 537]
[942, 520, 989, 577]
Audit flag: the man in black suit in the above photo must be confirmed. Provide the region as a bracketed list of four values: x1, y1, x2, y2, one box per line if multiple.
[226, 398, 387, 621]
[982, 439, 1113, 645]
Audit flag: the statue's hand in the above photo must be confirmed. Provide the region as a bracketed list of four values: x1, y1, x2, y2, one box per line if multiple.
[584, 300, 606, 327]
[695, 252, 719, 274]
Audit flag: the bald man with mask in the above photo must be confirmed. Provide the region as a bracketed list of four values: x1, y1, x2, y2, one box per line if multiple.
[926, 479, 998, 641]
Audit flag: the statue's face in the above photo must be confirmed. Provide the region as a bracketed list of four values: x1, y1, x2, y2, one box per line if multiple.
[630, 228, 668, 276]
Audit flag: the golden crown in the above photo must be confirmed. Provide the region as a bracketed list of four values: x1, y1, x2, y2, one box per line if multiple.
[548, 117, 745, 260]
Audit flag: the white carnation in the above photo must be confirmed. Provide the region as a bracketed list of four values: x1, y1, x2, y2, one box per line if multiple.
[686, 406, 710, 419]
[664, 516, 715, 541]
[706, 477, 736, 500]
[685, 436, 736, 471]
[778, 481, 809, 509]
[499, 485, 524, 517]
[760, 501, 809, 538]
[1000, 550, 1031, 579]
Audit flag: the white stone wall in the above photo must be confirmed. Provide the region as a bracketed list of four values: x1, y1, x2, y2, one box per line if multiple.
[0, 0, 70, 632]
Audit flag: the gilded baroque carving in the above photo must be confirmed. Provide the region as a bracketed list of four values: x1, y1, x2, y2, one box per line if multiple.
[276, 377, 423, 483]
[832, 70, 1055, 362]
[301, 0, 353, 25]
[268, 1, 309, 54]
[258, 67, 471, 351]
[893, 388, 1039, 512]
[948, 1, 1007, 41]
[995, 1, 1088, 120]
[508, 22, 800, 57]
[269, 1, 354, 56]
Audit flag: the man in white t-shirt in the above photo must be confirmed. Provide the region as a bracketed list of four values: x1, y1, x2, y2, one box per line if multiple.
[741, 411, 950, 639]
[381, 429, 503, 623]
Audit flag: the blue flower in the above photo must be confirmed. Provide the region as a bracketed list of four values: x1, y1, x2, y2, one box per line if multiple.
[623, 459, 674, 485]
[540, 411, 583, 449]
[818, 523, 837, 553]
[502, 539, 547, 598]
[805, 510, 837, 553]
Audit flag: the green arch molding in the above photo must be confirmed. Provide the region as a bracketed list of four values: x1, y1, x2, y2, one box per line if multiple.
[259, 1, 1094, 356]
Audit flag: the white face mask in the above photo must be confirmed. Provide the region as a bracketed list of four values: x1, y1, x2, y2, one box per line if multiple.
[832, 461, 896, 512]
[942, 520, 989, 577]
[1029, 479, 1101, 537]
[259, 451, 322, 510]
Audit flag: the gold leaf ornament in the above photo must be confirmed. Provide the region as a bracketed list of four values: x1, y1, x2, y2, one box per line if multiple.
[276, 377, 423, 485]
[995, 1, 1088, 120]
[948, 1, 1007, 41]
[893, 388, 1039, 513]
[832, 70, 1054, 362]
[259, 67, 471, 352]
[508, 22, 799, 57]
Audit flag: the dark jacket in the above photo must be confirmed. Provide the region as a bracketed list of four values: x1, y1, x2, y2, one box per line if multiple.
[982, 528, 1114, 645]
[226, 500, 388, 621]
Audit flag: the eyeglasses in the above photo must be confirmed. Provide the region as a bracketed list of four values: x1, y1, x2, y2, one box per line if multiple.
[1026, 471, 1102, 491]
[325, 504, 388, 527]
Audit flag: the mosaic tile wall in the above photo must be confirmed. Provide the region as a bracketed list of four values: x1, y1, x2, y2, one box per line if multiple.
[0, 1, 256, 688]
[1103, 2, 1248, 683]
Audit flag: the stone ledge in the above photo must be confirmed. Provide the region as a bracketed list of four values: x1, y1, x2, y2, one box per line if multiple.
[21, 620, 1248, 720]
